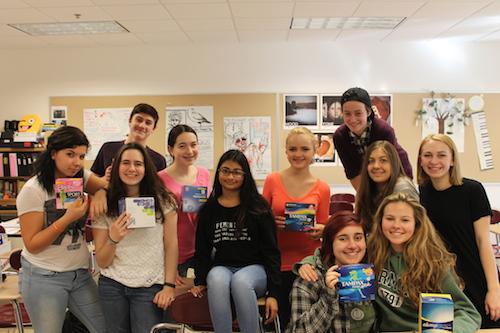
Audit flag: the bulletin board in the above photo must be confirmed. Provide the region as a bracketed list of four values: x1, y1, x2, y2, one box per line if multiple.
[51, 92, 500, 187]
[50, 93, 278, 184]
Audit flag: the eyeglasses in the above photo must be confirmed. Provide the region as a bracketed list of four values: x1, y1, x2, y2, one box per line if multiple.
[218, 167, 245, 178]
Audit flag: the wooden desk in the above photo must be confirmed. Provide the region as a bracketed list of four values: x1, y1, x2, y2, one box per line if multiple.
[0, 275, 25, 333]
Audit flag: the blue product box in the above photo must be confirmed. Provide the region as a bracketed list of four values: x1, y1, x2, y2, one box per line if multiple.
[419, 293, 453, 333]
[337, 264, 376, 303]
[182, 185, 208, 213]
[284, 202, 315, 232]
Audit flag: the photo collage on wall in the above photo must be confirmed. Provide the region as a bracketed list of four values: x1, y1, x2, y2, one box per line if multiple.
[283, 93, 393, 167]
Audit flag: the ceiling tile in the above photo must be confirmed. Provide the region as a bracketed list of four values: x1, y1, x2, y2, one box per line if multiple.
[186, 30, 238, 42]
[231, 2, 294, 18]
[136, 31, 190, 43]
[336, 29, 389, 41]
[354, 1, 424, 17]
[92, 0, 160, 4]
[160, 0, 226, 3]
[177, 18, 234, 31]
[37, 6, 111, 21]
[0, 8, 54, 23]
[120, 19, 180, 32]
[23, 0, 95, 7]
[288, 29, 337, 41]
[385, 17, 459, 40]
[163, 3, 231, 19]
[101, 4, 171, 20]
[413, 1, 488, 18]
[0, 1, 30, 9]
[234, 17, 290, 30]
[0, 24, 28, 35]
[0, 35, 48, 48]
[88, 32, 144, 45]
[37, 34, 97, 46]
[293, 2, 358, 17]
[238, 29, 288, 42]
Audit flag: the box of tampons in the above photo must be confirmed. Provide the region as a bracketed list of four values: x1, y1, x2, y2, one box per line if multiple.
[419, 293, 453, 333]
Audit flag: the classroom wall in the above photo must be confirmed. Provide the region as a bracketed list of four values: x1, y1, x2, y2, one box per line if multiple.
[2, 40, 500, 205]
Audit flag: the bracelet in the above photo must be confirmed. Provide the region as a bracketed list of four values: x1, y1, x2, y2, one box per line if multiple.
[107, 233, 119, 245]
[163, 282, 176, 289]
[52, 222, 63, 233]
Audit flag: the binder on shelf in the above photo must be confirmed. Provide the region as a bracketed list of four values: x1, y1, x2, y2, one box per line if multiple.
[0, 154, 3, 177]
[8, 153, 18, 177]
[2, 154, 9, 177]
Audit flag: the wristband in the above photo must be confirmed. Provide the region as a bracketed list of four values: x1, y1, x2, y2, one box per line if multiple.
[163, 282, 176, 289]
[107, 233, 119, 245]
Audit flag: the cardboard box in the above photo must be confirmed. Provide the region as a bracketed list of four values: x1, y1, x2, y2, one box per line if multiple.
[419, 293, 453, 332]
[118, 197, 156, 228]
[54, 178, 83, 209]
[284, 202, 315, 232]
[181, 185, 208, 213]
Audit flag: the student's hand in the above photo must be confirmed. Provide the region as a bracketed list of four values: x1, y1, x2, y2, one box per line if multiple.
[89, 189, 108, 217]
[108, 212, 131, 243]
[264, 297, 278, 324]
[308, 224, 324, 240]
[485, 288, 500, 321]
[153, 286, 176, 310]
[63, 196, 89, 225]
[325, 265, 340, 289]
[298, 264, 318, 282]
[190, 285, 206, 298]
[104, 165, 112, 183]
[175, 275, 194, 294]
[275, 216, 285, 229]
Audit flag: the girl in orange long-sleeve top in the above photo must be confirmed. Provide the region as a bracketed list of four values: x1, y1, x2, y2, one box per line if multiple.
[262, 127, 330, 328]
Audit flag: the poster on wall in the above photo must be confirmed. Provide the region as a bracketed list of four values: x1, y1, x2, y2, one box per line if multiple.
[320, 95, 343, 129]
[224, 116, 271, 180]
[283, 94, 319, 129]
[371, 94, 393, 125]
[421, 97, 465, 152]
[312, 131, 336, 166]
[165, 106, 214, 170]
[83, 108, 131, 160]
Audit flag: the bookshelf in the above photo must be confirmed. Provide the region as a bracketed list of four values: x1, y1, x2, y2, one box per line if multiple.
[0, 147, 43, 221]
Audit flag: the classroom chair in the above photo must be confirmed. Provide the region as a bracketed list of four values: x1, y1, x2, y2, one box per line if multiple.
[0, 249, 31, 333]
[149, 292, 281, 333]
[330, 193, 355, 203]
[329, 201, 354, 215]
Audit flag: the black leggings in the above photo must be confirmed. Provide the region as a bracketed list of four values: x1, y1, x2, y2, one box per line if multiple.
[277, 271, 297, 330]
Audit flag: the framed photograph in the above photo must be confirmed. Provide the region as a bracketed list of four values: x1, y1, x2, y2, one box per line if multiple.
[371, 94, 392, 125]
[321, 94, 343, 129]
[50, 105, 68, 124]
[312, 131, 336, 166]
[283, 94, 319, 129]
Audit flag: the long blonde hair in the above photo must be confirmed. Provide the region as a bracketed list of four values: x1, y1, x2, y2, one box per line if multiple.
[368, 193, 461, 307]
[417, 134, 462, 186]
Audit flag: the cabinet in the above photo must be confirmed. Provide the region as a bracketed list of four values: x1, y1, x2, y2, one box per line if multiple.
[0, 147, 44, 221]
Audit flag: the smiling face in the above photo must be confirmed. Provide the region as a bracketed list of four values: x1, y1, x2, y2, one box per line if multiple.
[333, 224, 366, 266]
[218, 160, 245, 193]
[419, 140, 454, 185]
[367, 147, 391, 186]
[52, 146, 87, 179]
[119, 149, 145, 192]
[128, 112, 155, 143]
[342, 101, 370, 136]
[169, 132, 199, 167]
[285, 133, 316, 169]
[381, 201, 416, 253]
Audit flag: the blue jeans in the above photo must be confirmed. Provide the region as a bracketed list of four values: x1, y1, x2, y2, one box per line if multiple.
[206, 265, 267, 333]
[20, 257, 106, 333]
[98, 275, 164, 333]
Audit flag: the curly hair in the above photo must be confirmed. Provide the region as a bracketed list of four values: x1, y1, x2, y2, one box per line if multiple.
[356, 140, 406, 231]
[367, 192, 461, 307]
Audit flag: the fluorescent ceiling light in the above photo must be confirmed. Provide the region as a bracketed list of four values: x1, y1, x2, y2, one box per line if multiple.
[291, 17, 405, 30]
[8, 21, 128, 36]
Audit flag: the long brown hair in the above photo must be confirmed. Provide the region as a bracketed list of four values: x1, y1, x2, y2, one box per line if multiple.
[367, 193, 461, 307]
[356, 140, 406, 231]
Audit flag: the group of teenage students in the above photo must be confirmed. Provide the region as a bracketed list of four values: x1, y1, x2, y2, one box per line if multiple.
[14, 88, 499, 333]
